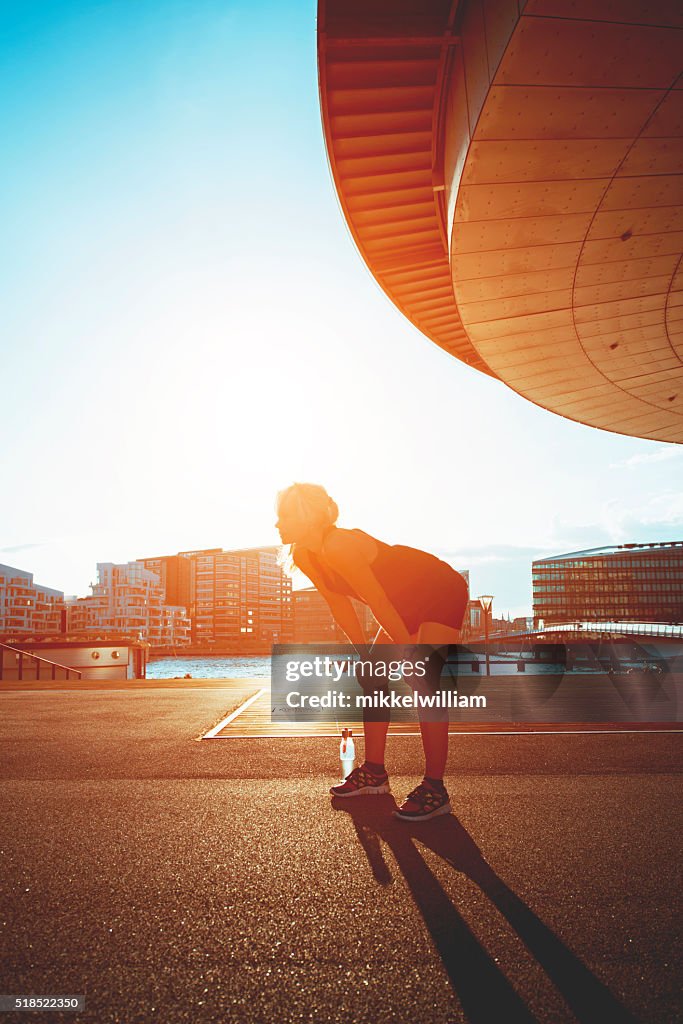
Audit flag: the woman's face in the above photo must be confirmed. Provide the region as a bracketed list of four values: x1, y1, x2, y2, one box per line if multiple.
[275, 500, 309, 545]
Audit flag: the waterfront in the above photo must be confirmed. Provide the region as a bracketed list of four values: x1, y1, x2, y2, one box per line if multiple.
[145, 653, 566, 680]
[147, 655, 271, 679]
[146, 644, 680, 681]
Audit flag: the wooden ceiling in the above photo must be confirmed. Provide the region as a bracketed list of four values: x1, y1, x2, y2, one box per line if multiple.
[318, 0, 494, 375]
[319, 1, 683, 441]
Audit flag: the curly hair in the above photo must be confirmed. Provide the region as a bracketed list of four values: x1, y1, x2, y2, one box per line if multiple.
[275, 482, 339, 577]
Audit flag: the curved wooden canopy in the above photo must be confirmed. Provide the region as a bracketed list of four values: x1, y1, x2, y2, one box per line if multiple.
[318, 0, 495, 376]
[318, 0, 683, 442]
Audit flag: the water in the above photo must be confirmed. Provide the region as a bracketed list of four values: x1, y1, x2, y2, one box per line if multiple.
[147, 654, 582, 680]
[147, 655, 271, 679]
[147, 641, 679, 681]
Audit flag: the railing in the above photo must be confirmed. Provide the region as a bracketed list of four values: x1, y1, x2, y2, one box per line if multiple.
[0, 642, 82, 681]
[482, 621, 683, 641]
[535, 621, 683, 640]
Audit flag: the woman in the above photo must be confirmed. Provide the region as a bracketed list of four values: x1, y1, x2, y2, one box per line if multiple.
[276, 482, 468, 822]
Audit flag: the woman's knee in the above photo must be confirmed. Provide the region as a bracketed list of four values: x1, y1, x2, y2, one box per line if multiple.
[410, 645, 450, 723]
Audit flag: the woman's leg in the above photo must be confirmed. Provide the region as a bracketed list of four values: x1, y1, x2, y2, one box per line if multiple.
[363, 719, 390, 765]
[415, 623, 461, 780]
[363, 623, 460, 774]
[362, 627, 393, 765]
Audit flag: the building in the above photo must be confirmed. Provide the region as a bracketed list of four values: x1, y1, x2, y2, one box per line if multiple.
[293, 587, 378, 644]
[136, 553, 193, 615]
[134, 544, 295, 650]
[463, 599, 484, 640]
[137, 548, 222, 643]
[1, 638, 147, 681]
[532, 543, 683, 625]
[191, 546, 293, 649]
[67, 562, 191, 646]
[0, 564, 64, 636]
[318, 1, 683, 442]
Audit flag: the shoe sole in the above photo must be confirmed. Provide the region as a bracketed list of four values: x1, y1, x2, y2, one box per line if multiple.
[393, 801, 452, 821]
[329, 783, 391, 798]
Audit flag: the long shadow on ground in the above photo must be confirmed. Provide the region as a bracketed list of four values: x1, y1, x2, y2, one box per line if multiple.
[331, 796, 640, 1024]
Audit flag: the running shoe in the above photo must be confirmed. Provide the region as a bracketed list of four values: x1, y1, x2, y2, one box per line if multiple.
[329, 764, 390, 798]
[393, 781, 451, 821]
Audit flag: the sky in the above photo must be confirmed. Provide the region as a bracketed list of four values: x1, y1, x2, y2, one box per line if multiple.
[1, 0, 682, 618]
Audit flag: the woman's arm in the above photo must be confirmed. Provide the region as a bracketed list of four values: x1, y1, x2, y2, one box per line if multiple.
[323, 592, 368, 646]
[293, 548, 367, 646]
[321, 533, 412, 645]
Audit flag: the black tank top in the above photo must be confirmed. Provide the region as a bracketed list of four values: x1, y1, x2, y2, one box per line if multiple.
[302, 527, 456, 614]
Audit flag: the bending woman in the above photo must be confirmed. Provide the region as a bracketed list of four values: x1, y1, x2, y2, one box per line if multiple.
[275, 482, 468, 822]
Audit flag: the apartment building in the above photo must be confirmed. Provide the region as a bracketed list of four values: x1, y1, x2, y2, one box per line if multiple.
[68, 562, 191, 645]
[0, 564, 64, 635]
[191, 546, 293, 648]
[136, 553, 193, 613]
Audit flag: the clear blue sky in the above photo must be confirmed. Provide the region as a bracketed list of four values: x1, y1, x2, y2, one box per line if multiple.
[2, 0, 681, 617]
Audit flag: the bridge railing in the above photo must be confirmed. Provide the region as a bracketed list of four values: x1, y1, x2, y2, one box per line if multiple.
[488, 622, 683, 641]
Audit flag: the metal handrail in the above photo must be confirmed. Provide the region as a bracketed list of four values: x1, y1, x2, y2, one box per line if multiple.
[0, 641, 82, 680]
[484, 622, 683, 641]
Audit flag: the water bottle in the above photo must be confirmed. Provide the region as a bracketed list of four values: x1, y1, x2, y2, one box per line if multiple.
[340, 728, 355, 780]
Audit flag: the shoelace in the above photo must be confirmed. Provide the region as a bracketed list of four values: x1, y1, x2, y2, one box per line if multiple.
[347, 766, 384, 785]
[406, 783, 445, 807]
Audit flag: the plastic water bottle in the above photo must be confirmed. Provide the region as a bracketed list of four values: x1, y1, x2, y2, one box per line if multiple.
[340, 728, 355, 780]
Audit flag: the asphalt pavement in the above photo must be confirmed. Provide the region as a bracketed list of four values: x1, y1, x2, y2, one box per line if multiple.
[0, 682, 681, 1024]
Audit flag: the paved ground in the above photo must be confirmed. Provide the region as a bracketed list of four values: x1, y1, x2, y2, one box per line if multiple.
[0, 681, 681, 1024]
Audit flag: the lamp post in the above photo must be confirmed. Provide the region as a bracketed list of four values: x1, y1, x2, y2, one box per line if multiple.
[478, 595, 494, 676]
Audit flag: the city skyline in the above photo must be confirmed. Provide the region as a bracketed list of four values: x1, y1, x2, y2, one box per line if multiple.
[2, 0, 682, 620]
[6, 534, 683, 628]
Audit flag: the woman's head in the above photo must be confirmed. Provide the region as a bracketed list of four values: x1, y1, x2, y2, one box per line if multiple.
[275, 482, 338, 547]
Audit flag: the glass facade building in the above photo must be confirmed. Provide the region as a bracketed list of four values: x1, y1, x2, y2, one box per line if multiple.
[533, 543, 683, 625]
